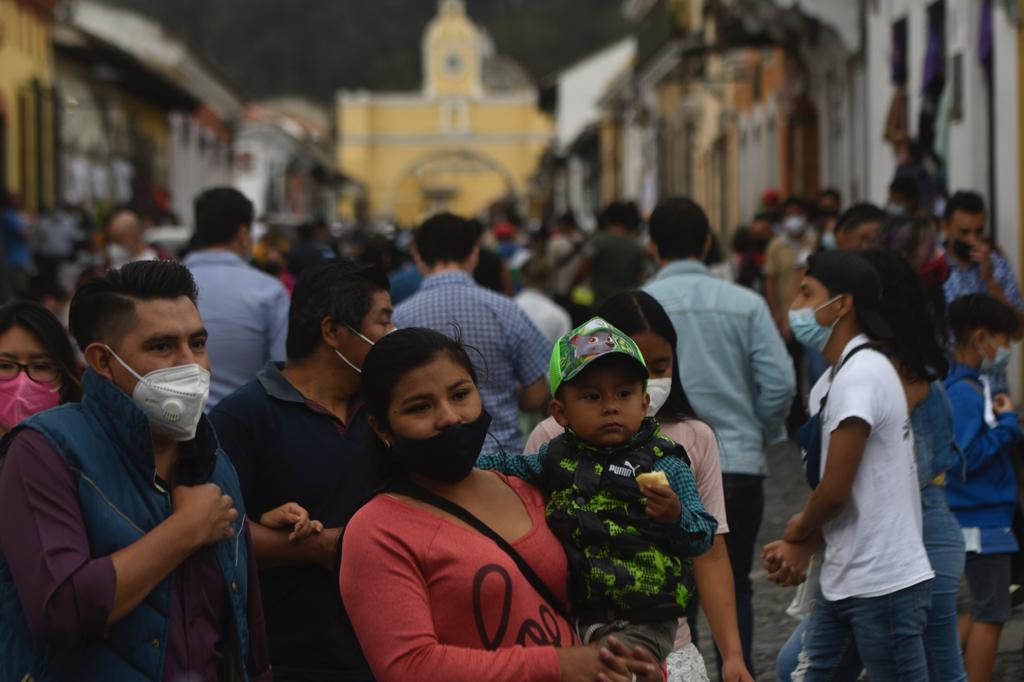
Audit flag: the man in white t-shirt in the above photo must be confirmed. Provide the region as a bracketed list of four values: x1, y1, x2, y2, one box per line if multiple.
[763, 251, 933, 680]
[515, 258, 572, 344]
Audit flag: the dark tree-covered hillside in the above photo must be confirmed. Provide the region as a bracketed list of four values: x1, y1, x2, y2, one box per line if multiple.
[98, 0, 628, 101]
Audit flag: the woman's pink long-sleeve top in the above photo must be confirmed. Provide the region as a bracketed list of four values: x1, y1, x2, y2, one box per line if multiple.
[340, 473, 576, 682]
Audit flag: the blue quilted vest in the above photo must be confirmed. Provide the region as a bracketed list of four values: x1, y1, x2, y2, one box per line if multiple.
[0, 370, 252, 681]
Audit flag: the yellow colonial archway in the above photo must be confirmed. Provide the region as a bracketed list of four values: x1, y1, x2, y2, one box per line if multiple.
[388, 147, 519, 222]
[335, 0, 553, 225]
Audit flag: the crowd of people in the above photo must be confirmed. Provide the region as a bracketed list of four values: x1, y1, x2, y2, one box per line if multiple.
[0, 180, 1022, 682]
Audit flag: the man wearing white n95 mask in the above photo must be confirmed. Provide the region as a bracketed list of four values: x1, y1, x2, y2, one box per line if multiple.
[0, 260, 270, 681]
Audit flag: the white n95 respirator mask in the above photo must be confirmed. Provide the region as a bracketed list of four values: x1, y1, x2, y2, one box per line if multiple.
[106, 347, 210, 441]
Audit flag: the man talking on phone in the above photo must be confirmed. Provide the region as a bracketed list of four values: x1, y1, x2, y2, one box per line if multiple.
[943, 190, 1024, 395]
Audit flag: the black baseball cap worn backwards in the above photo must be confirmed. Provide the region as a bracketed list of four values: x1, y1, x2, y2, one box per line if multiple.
[805, 251, 893, 340]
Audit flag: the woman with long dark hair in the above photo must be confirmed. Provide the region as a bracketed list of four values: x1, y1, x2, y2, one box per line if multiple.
[339, 327, 661, 682]
[875, 214, 949, 338]
[856, 249, 966, 681]
[0, 301, 81, 434]
[525, 290, 750, 682]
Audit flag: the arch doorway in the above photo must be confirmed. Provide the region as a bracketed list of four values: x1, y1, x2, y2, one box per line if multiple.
[388, 149, 519, 225]
[787, 96, 820, 199]
[0, 91, 8, 191]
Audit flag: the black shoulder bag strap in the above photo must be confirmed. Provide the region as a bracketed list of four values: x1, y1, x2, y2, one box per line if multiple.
[821, 343, 876, 407]
[796, 342, 876, 489]
[555, 235, 590, 269]
[390, 479, 573, 623]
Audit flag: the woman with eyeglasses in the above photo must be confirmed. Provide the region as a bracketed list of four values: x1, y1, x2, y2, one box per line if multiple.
[0, 301, 82, 434]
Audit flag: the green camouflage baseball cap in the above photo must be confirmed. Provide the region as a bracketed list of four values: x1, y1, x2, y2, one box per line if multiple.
[549, 317, 648, 398]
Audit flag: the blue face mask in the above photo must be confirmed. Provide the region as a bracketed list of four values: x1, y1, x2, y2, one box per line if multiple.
[820, 232, 838, 251]
[789, 296, 843, 352]
[980, 341, 1012, 374]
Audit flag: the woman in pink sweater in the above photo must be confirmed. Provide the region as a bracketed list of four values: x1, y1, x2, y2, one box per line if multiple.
[526, 291, 752, 682]
[340, 327, 662, 682]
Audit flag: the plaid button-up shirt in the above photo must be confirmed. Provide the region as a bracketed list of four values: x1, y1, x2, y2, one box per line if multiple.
[393, 271, 552, 453]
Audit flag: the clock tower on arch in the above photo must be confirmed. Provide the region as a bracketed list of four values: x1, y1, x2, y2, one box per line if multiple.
[336, 0, 554, 224]
[422, 0, 483, 99]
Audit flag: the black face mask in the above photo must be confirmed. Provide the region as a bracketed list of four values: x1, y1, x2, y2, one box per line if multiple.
[951, 238, 974, 263]
[389, 410, 492, 483]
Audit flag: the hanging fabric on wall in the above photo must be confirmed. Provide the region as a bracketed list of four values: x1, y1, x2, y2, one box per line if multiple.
[934, 80, 952, 169]
[884, 84, 909, 146]
[918, 5, 946, 160]
[64, 157, 91, 206]
[891, 20, 908, 85]
[979, 0, 994, 77]
[90, 164, 111, 203]
[922, 23, 945, 92]
[112, 159, 135, 204]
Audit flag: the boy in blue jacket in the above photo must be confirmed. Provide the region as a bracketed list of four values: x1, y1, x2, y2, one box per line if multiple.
[946, 293, 1021, 682]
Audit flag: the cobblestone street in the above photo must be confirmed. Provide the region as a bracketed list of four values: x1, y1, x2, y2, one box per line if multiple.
[696, 442, 1024, 681]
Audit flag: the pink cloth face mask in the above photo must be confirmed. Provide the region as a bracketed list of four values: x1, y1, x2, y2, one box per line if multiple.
[0, 373, 60, 429]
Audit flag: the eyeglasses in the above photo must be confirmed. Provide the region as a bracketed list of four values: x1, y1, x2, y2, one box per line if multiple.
[0, 360, 62, 384]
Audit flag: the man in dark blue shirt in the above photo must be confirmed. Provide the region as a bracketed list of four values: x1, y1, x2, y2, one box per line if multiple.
[211, 259, 394, 681]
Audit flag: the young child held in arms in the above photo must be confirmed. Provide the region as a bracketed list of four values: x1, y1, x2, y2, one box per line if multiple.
[945, 293, 1022, 682]
[478, 318, 717, 661]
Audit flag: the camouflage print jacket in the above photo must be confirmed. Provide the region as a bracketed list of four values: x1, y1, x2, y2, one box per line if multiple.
[477, 417, 717, 621]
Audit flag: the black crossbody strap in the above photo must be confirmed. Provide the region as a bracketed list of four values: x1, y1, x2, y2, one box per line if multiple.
[555, 236, 589, 269]
[837, 343, 875, 373]
[391, 479, 573, 623]
[820, 343, 876, 410]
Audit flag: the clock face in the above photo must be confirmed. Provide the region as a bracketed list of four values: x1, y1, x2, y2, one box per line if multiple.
[444, 52, 464, 76]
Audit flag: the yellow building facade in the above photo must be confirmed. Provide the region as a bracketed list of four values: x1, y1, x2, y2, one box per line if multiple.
[0, 0, 56, 213]
[336, 0, 553, 225]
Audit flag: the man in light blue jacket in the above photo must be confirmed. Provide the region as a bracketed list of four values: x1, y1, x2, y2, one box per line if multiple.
[183, 188, 290, 408]
[644, 197, 795, 676]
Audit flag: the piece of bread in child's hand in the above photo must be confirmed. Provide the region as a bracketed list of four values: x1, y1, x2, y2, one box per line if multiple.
[636, 471, 669, 488]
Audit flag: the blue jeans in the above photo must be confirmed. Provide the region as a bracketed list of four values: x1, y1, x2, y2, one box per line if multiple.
[777, 617, 808, 681]
[920, 485, 967, 681]
[776, 487, 966, 682]
[803, 579, 933, 681]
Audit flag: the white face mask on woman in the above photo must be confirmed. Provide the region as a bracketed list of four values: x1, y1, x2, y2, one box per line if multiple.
[646, 377, 673, 417]
[106, 347, 210, 441]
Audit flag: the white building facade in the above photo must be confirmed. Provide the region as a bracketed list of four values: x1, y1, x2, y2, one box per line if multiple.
[859, 0, 1021, 394]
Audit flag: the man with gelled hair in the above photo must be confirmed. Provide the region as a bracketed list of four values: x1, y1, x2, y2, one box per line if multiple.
[0, 260, 269, 681]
